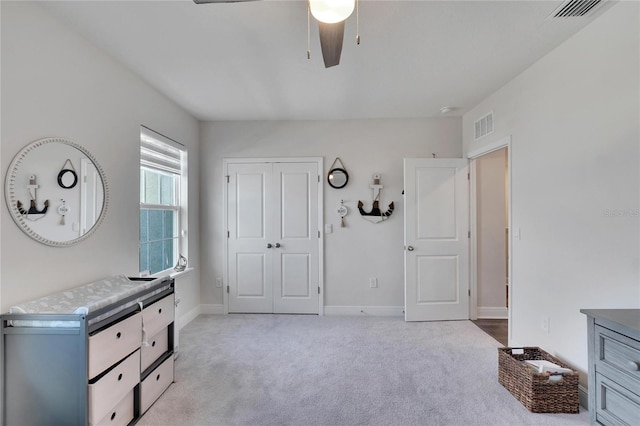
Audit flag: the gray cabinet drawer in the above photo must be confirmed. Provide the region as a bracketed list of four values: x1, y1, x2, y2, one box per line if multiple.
[596, 325, 640, 388]
[595, 373, 640, 426]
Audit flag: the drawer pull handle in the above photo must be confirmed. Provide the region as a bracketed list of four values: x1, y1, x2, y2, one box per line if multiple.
[117, 373, 123, 381]
[156, 374, 161, 381]
[626, 361, 640, 371]
[111, 412, 117, 421]
[152, 340, 156, 347]
[158, 308, 162, 314]
[116, 332, 121, 339]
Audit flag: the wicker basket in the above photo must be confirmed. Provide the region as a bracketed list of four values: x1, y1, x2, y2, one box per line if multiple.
[498, 347, 579, 413]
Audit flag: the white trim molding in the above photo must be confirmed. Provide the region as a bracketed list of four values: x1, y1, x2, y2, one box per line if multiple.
[579, 385, 589, 410]
[177, 304, 224, 333]
[324, 306, 404, 317]
[467, 136, 511, 160]
[177, 304, 202, 330]
[477, 307, 508, 319]
[467, 135, 513, 344]
[200, 304, 225, 315]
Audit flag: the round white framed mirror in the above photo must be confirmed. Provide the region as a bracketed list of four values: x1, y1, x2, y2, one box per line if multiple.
[4, 138, 109, 247]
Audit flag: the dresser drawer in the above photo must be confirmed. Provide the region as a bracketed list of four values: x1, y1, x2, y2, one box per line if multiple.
[89, 312, 142, 379]
[91, 389, 134, 426]
[143, 294, 174, 338]
[595, 373, 640, 426]
[140, 355, 174, 414]
[89, 350, 140, 425]
[141, 326, 170, 372]
[596, 325, 640, 384]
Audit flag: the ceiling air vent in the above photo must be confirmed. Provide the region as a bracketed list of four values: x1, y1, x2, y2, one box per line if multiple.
[474, 112, 494, 141]
[551, 0, 604, 18]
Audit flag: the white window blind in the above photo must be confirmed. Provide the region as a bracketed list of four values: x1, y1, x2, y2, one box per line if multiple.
[140, 127, 183, 175]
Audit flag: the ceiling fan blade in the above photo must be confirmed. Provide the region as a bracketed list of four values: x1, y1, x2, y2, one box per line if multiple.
[193, 0, 259, 4]
[318, 21, 345, 68]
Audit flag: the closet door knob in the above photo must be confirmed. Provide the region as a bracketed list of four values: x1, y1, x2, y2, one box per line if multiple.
[407, 246, 415, 251]
[275, 243, 281, 248]
[267, 243, 273, 248]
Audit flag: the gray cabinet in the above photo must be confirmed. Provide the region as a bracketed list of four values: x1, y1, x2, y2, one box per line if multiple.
[581, 309, 640, 425]
[1, 276, 175, 425]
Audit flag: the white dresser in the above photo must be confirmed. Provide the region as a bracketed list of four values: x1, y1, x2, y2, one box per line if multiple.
[1, 275, 175, 425]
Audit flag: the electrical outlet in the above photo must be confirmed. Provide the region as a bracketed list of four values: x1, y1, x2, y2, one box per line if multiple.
[369, 277, 378, 288]
[215, 277, 223, 288]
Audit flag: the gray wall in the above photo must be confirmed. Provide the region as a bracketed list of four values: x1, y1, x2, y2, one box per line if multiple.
[0, 2, 201, 323]
[463, 1, 639, 380]
[199, 118, 462, 313]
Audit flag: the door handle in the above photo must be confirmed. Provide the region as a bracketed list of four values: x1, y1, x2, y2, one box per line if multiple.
[275, 243, 281, 248]
[267, 243, 273, 249]
[407, 246, 414, 251]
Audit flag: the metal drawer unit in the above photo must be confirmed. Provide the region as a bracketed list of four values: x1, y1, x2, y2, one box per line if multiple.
[1, 276, 175, 425]
[139, 292, 175, 415]
[582, 309, 640, 425]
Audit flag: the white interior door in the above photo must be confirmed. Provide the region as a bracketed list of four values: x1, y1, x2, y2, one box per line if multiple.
[404, 158, 470, 321]
[272, 162, 320, 314]
[227, 163, 273, 313]
[227, 161, 320, 314]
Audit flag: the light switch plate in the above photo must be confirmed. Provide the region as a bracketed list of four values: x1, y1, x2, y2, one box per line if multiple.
[512, 227, 521, 240]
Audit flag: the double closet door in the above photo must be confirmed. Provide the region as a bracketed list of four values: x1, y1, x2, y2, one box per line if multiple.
[226, 160, 321, 314]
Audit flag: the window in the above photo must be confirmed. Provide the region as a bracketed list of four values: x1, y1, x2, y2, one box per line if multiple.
[139, 127, 187, 275]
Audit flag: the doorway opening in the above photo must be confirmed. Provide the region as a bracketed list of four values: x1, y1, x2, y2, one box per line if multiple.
[468, 137, 511, 345]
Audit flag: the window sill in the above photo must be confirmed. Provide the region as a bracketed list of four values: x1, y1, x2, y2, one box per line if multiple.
[140, 267, 194, 281]
[169, 267, 195, 279]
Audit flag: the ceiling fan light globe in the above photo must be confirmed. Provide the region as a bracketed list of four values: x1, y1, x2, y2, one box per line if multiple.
[309, 0, 355, 24]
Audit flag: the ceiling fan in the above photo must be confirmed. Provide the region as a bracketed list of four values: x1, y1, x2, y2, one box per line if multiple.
[193, 0, 357, 68]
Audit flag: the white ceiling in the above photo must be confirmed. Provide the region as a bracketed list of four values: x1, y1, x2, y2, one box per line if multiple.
[37, 0, 607, 121]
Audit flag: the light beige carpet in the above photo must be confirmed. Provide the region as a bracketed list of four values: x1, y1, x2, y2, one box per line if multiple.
[137, 314, 588, 426]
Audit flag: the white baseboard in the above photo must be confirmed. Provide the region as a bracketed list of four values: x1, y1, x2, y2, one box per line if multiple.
[177, 304, 224, 330]
[186, 305, 507, 320]
[200, 304, 225, 315]
[190, 304, 405, 317]
[579, 384, 588, 410]
[324, 305, 404, 317]
[177, 305, 201, 330]
[477, 306, 508, 319]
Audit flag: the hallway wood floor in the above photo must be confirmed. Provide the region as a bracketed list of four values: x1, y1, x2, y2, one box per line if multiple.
[471, 319, 508, 346]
